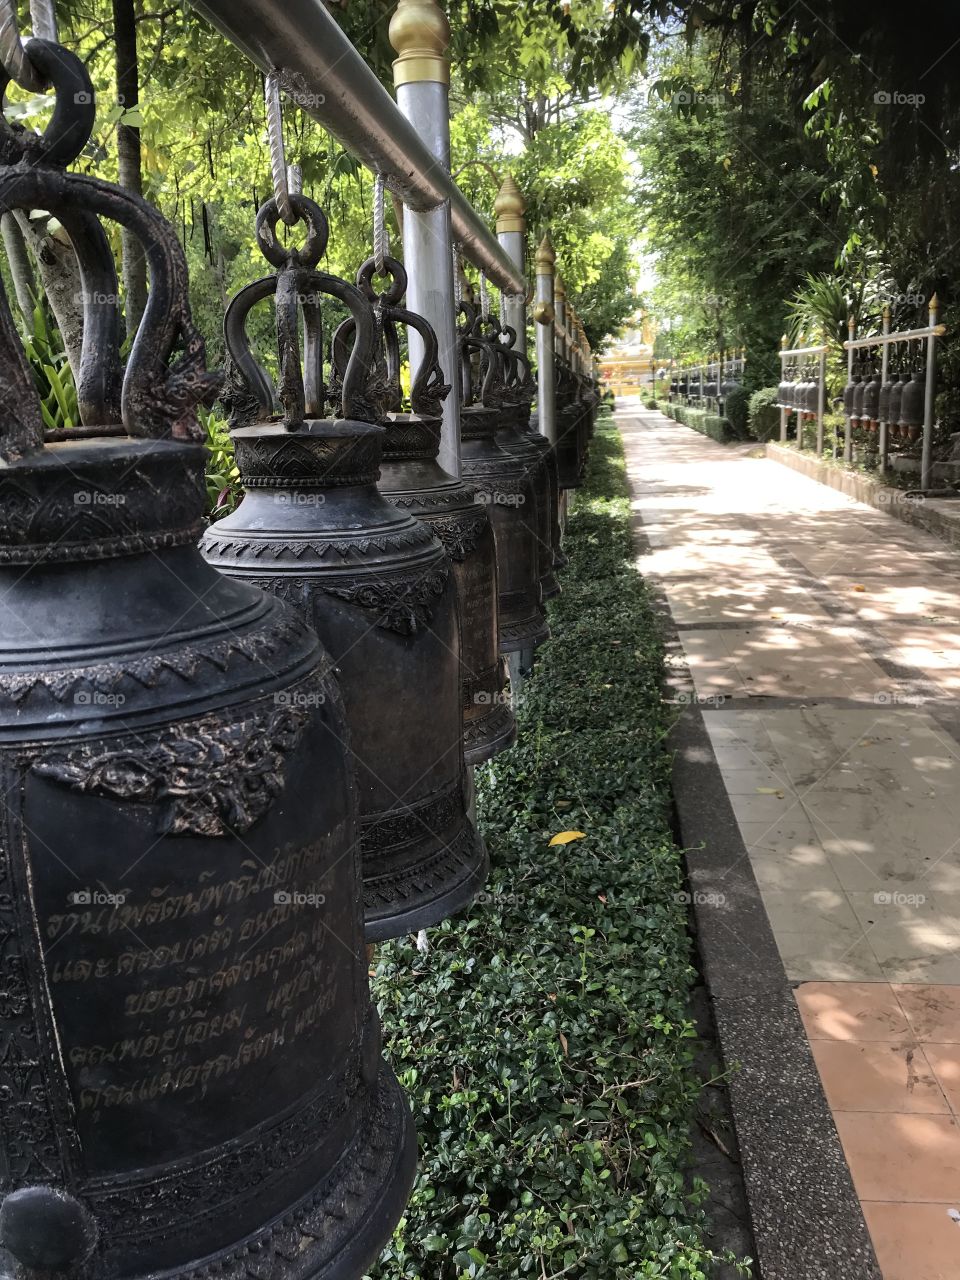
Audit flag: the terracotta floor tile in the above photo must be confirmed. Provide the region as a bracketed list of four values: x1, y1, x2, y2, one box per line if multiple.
[835, 1111, 960, 1202]
[810, 1041, 947, 1113]
[894, 986, 960, 1043]
[922, 1048, 960, 1116]
[796, 980, 912, 1042]
[862, 1202, 960, 1280]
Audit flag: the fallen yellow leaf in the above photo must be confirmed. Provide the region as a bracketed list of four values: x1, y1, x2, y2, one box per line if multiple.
[852, 584, 867, 592]
[559, 1031, 569, 1057]
[549, 830, 586, 846]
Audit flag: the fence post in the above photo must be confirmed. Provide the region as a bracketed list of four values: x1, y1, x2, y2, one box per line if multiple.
[844, 314, 855, 463]
[534, 235, 557, 445]
[779, 335, 788, 444]
[879, 305, 891, 472]
[389, 0, 461, 477]
[817, 343, 826, 456]
[496, 174, 527, 357]
[921, 294, 939, 491]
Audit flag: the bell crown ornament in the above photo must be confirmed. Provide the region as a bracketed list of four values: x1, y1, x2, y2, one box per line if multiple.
[0, 38, 415, 1280]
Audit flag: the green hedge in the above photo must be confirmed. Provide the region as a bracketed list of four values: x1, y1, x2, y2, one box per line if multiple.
[746, 387, 780, 442]
[655, 401, 732, 444]
[369, 414, 741, 1279]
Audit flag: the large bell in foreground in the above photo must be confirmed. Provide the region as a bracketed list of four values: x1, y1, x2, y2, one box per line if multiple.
[204, 195, 486, 940]
[0, 49, 413, 1280]
[334, 257, 516, 767]
[458, 306, 549, 654]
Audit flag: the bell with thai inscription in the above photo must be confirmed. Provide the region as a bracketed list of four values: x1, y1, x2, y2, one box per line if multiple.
[0, 45, 413, 1280]
[458, 304, 550, 654]
[203, 196, 486, 940]
[332, 255, 516, 766]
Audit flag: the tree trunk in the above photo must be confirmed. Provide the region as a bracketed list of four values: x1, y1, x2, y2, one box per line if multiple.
[113, 0, 147, 335]
[14, 213, 85, 375]
[1, 212, 37, 329]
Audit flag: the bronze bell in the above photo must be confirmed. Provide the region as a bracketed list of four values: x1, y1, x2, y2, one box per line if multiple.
[0, 45, 413, 1280]
[899, 362, 926, 442]
[458, 302, 550, 654]
[487, 317, 562, 601]
[554, 359, 584, 489]
[332, 255, 517, 767]
[201, 195, 487, 940]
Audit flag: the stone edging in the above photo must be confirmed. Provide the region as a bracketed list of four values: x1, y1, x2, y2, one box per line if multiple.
[765, 441, 960, 550]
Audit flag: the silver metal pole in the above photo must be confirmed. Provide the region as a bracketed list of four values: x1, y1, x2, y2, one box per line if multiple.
[390, 1, 460, 476]
[779, 336, 787, 444]
[535, 236, 557, 445]
[189, 0, 523, 293]
[816, 347, 826, 456]
[878, 306, 890, 472]
[921, 295, 939, 490]
[844, 316, 855, 463]
[496, 175, 527, 357]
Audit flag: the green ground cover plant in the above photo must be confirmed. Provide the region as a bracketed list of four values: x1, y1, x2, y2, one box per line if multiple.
[369, 414, 741, 1280]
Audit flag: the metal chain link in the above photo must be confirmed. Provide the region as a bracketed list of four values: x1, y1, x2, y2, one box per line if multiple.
[264, 70, 296, 226]
[452, 244, 461, 308]
[373, 172, 389, 275]
[0, 0, 57, 93]
[29, 0, 56, 43]
[287, 163, 302, 197]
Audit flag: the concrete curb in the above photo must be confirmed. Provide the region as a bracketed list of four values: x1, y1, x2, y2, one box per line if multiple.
[765, 441, 960, 550]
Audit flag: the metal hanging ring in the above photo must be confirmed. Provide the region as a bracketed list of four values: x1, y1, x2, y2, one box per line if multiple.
[356, 253, 406, 305]
[265, 70, 297, 227]
[255, 192, 329, 268]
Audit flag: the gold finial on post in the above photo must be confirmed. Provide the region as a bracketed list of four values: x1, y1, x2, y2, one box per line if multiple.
[535, 234, 555, 275]
[882, 303, 891, 323]
[389, 0, 451, 86]
[555, 274, 566, 301]
[930, 292, 940, 317]
[848, 314, 856, 332]
[495, 174, 526, 235]
[781, 334, 788, 349]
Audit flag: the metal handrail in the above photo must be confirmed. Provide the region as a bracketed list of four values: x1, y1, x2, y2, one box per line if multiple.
[845, 325, 946, 349]
[190, 0, 525, 294]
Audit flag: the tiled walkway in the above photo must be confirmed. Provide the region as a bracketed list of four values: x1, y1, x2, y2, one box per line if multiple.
[619, 402, 960, 1279]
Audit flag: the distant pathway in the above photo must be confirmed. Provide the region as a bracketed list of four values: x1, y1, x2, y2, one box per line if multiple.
[620, 400, 960, 1280]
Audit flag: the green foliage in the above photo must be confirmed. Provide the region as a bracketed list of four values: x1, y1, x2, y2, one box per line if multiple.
[722, 386, 749, 438]
[368, 417, 745, 1280]
[657, 403, 732, 444]
[747, 388, 781, 442]
[202, 408, 241, 519]
[23, 297, 78, 430]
